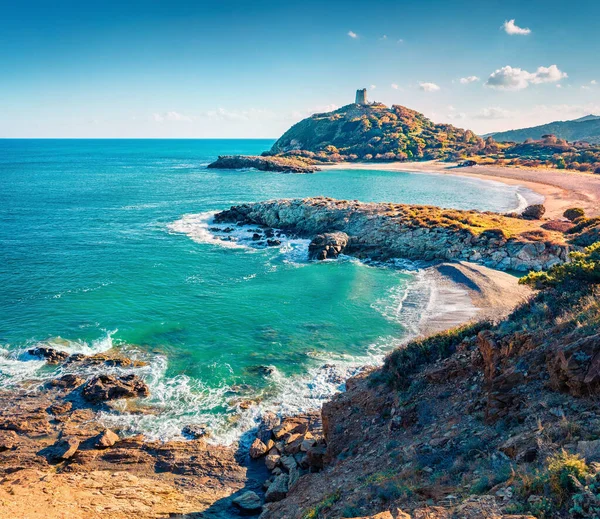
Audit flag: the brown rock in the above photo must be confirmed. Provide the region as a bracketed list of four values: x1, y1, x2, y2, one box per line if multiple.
[27, 347, 69, 364]
[265, 449, 281, 470]
[48, 401, 73, 415]
[249, 438, 268, 459]
[50, 374, 85, 389]
[95, 428, 120, 448]
[0, 430, 18, 451]
[82, 374, 150, 403]
[547, 333, 600, 396]
[48, 437, 80, 461]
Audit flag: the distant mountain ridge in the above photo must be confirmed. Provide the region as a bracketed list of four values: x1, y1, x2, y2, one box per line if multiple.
[489, 115, 600, 144]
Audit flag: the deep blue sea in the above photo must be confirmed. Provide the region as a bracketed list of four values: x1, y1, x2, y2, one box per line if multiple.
[0, 139, 536, 442]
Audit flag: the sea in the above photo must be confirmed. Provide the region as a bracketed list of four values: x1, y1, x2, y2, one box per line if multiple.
[0, 139, 542, 443]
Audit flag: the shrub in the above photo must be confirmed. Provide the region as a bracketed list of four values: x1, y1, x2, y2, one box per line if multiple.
[522, 204, 546, 220]
[383, 321, 491, 388]
[547, 450, 589, 498]
[520, 241, 600, 289]
[564, 207, 586, 222]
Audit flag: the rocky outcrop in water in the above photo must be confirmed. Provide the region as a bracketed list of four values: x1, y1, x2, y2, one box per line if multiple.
[215, 197, 571, 271]
[207, 155, 319, 173]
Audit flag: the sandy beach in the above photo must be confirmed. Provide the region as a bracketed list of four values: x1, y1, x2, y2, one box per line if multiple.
[323, 161, 600, 219]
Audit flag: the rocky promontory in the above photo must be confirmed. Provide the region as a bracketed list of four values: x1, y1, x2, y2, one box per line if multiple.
[215, 197, 572, 271]
[207, 155, 320, 173]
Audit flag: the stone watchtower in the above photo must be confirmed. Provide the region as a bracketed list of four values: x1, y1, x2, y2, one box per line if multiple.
[355, 88, 367, 105]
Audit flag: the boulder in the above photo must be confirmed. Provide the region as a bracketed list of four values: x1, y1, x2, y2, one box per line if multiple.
[256, 412, 280, 444]
[232, 490, 262, 515]
[306, 442, 327, 471]
[82, 374, 150, 403]
[48, 437, 80, 461]
[50, 374, 85, 389]
[182, 424, 210, 439]
[27, 347, 69, 364]
[250, 438, 268, 459]
[48, 401, 73, 415]
[95, 428, 120, 448]
[265, 473, 289, 502]
[265, 449, 281, 470]
[0, 431, 18, 452]
[521, 204, 546, 220]
[308, 232, 350, 260]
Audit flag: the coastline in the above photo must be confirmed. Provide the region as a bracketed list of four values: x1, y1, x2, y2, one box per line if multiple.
[322, 160, 600, 218]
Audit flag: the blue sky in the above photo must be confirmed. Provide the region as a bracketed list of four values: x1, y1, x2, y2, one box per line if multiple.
[1, 0, 599, 137]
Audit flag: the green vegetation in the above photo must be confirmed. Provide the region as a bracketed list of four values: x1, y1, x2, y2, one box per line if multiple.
[268, 103, 485, 161]
[547, 450, 590, 499]
[520, 242, 600, 289]
[489, 115, 600, 145]
[383, 321, 491, 388]
[564, 208, 586, 222]
[264, 104, 600, 173]
[302, 490, 342, 519]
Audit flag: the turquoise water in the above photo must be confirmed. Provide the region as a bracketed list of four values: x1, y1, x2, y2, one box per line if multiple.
[0, 139, 533, 441]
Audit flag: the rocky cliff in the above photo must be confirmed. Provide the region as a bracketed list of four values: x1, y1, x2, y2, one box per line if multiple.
[258, 242, 600, 519]
[215, 197, 570, 271]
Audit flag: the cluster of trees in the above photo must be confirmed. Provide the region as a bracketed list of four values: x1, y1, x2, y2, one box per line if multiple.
[500, 135, 600, 173]
[271, 104, 486, 162]
[270, 104, 600, 174]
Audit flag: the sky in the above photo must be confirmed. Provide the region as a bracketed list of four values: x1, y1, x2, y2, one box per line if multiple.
[1, 0, 599, 138]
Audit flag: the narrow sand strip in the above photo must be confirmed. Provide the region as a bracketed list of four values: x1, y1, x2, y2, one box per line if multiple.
[322, 161, 600, 219]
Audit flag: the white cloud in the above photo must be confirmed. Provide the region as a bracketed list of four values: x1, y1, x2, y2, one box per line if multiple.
[485, 65, 567, 90]
[151, 111, 194, 122]
[447, 112, 466, 121]
[380, 35, 387, 40]
[370, 84, 377, 90]
[348, 31, 357, 39]
[475, 107, 513, 120]
[459, 76, 480, 84]
[556, 84, 562, 88]
[591, 80, 598, 85]
[503, 19, 531, 35]
[530, 65, 567, 84]
[419, 82, 440, 92]
[397, 39, 404, 44]
[391, 83, 399, 90]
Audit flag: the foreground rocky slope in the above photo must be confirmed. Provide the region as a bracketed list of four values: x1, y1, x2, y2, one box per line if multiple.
[260, 242, 600, 518]
[215, 197, 570, 271]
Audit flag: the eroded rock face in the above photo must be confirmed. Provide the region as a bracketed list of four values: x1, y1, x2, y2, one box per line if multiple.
[547, 333, 600, 396]
[81, 374, 150, 403]
[308, 232, 349, 260]
[215, 198, 570, 272]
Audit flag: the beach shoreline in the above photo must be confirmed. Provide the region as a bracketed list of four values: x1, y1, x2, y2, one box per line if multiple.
[322, 160, 600, 219]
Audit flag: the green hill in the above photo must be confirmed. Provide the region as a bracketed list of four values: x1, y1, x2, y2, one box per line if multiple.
[489, 115, 600, 144]
[268, 103, 484, 161]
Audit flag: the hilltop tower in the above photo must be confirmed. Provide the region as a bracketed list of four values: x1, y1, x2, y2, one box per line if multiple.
[355, 88, 367, 105]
